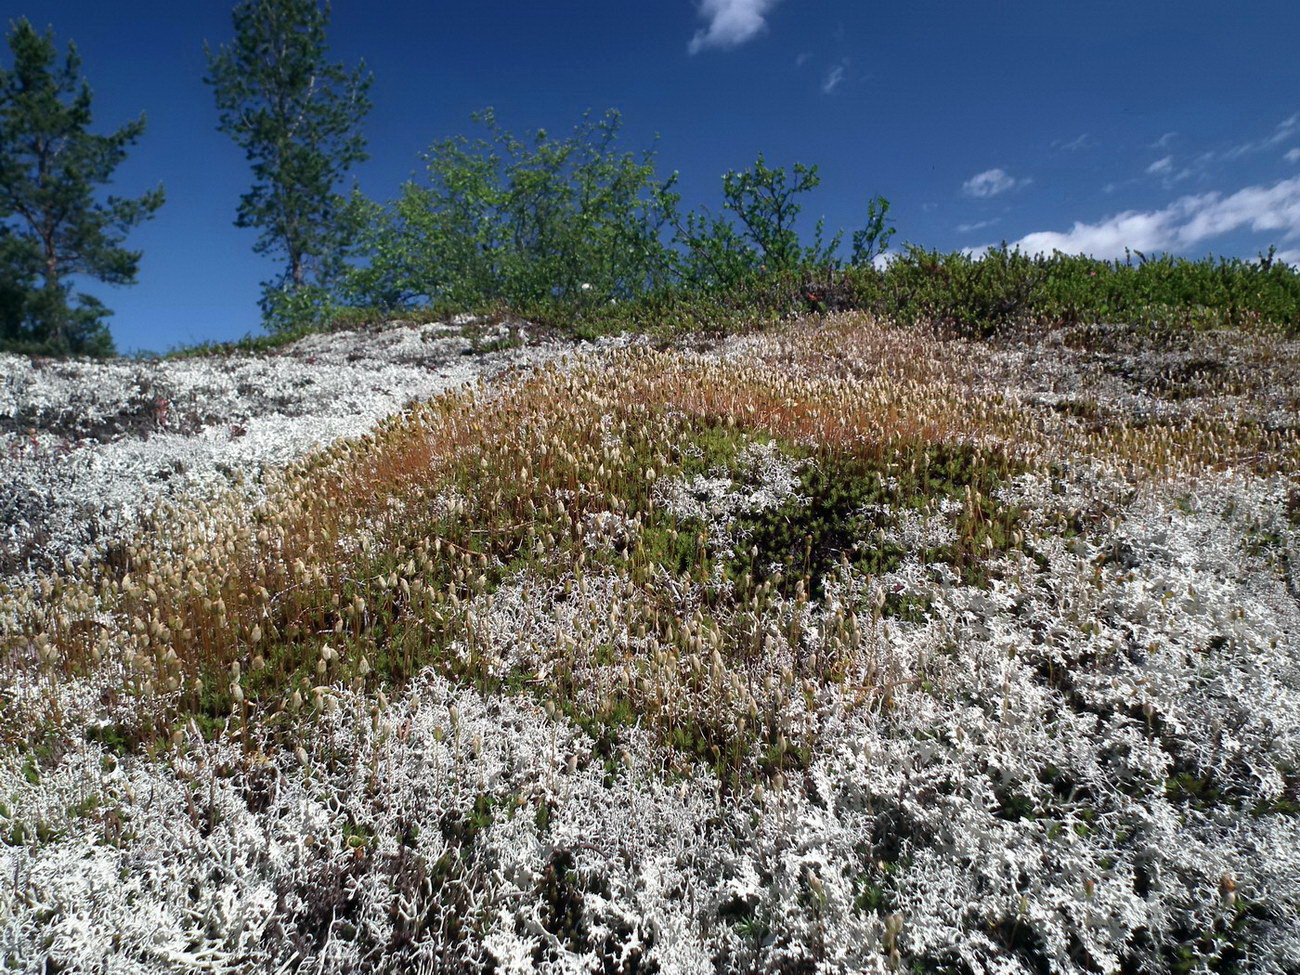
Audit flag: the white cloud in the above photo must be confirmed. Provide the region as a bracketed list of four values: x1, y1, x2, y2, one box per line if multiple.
[962, 168, 1028, 198]
[1277, 248, 1300, 268]
[1286, 147, 1300, 164]
[688, 0, 780, 54]
[1146, 155, 1195, 186]
[1053, 133, 1093, 152]
[984, 175, 1300, 259]
[1206, 113, 1300, 163]
[1267, 113, 1299, 145]
[956, 218, 999, 233]
[821, 60, 847, 94]
[1143, 115, 1300, 184]
[1223, 112, 1299, 159]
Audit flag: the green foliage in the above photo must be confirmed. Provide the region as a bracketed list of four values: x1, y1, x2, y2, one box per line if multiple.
[723, 442, 1024, 600]
[205, 0, 372, 331]
[343, 109, 677, 310]
[342, 116, 904, 320]
[0, 227, 51, 351]
[851, 196, 895, 267]
[832, 245, 1300, 335]
[0, 18, 164, 356]
[671, 155, 844, 287]
[257, 281, 340, 333]
[238, 236, 1300, 356]
[873, 245, 1052, 334]
[719, 155, 838, 271]
[329, 101, 1300, 343]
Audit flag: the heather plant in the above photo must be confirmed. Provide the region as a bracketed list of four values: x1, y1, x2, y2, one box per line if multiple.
[0, 315, 577, 577]
[385, 241, 1299, 347]
[833, 245, 1300, 337]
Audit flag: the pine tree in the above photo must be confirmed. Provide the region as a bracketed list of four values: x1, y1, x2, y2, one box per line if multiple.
[205, 0, 371, 329]
[0, 18, 164, 356]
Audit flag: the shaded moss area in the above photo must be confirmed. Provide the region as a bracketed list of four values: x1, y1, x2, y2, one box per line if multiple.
[722, 441, 1026, 602]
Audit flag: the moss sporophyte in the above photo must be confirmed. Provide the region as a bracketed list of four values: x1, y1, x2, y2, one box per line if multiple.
[2, 313, 1298, 972]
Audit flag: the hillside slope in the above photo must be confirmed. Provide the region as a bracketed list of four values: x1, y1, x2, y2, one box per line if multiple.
[0, 318, 625, 579]
[2, 313, 1298, 974]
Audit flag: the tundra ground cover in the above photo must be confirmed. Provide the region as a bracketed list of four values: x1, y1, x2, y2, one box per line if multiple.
[0, 316, 612, 579]
[1, 313, 1298, 973]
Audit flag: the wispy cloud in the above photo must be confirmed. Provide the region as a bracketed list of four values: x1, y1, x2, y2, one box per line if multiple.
[1053, 133, 1093, 152]
[688, 0, 780, 54]
[1137, 115, 1300, 186]
[1144, 155, 1196, 187]
[981, 175, 1300, 259]
[962, 168, 1029, 198]
[821, 60, 848, 94]
[1286, 147, 1300, 164]
[956, 218, 999, 234]
[1223, 112, 1299, 159]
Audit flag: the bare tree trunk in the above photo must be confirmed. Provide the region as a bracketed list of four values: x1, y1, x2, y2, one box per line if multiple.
[42, 249, 65, 350]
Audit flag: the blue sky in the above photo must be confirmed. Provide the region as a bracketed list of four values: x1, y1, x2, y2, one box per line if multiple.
[9, 0, 1300, 352]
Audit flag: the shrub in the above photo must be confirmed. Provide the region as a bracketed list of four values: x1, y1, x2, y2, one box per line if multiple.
[342, 109, 678, 311]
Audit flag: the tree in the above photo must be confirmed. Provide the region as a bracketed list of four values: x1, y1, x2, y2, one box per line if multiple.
[851, 195, 895, 267]
[205, 0, 371, 329]
[721, 155, 830, 271]
[343, 109, 677, 310]
[0, 18, 163, 356]
[671, 155, 838, 287]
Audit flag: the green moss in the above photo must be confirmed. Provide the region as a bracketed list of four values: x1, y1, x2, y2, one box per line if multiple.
[1166, 771, 1223, 809]
[84, 722, 134, 756]
[721, 441, 1026, 601]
